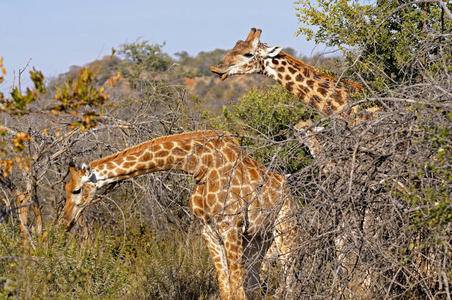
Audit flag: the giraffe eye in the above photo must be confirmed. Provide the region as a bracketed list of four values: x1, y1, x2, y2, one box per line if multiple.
[72, 188, 81, 195]
[243, 53, 254, 58]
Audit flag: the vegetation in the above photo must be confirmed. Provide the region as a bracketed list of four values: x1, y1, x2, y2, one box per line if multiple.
[218, 84, 314, 173]
[0, 222, 216, 299]
[0, 49, 217, 298]
[296, 0, 452, 90]
[1, 1, 451, 298]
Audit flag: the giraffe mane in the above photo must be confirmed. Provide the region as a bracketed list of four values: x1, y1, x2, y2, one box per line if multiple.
[90, 130, 236, 169]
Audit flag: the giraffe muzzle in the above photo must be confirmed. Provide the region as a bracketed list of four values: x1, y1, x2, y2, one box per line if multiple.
[209, 65, 228, 80]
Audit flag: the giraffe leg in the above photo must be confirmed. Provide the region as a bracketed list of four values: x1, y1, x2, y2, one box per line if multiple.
[201, 223, 247, 300]
[272, 197, 300, 298]
[242, 230, 273, 298]
[201, 224, 232, 299]
[191, 184, 247, 299]
[16, 191, 31, 240]
[294, 119, 323, 159]
[31, 198, 42, 235]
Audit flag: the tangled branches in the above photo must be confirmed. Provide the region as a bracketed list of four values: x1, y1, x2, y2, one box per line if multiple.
[285, 54, 451, 299]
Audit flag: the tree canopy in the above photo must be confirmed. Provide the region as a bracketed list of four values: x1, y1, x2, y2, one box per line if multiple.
[296, 0, 451, 89]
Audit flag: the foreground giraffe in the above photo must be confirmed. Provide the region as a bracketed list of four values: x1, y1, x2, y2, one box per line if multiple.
[61, 130, 298, 300]
[210, 28, 379, 157]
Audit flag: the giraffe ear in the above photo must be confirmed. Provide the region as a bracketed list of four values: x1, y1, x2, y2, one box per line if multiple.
[81, 163, 91, 175]
[266, 46, 282, 58]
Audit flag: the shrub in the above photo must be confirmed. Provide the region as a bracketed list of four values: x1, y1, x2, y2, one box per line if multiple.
[218, 84, 314, 173]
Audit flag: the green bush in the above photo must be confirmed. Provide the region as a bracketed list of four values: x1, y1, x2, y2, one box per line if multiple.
[295, 0, 451, 90]
[216, 84, 314, 173]
[0, 222, 217, 299]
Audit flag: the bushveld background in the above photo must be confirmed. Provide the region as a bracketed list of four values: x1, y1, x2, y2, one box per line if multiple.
[1, 1, 451, 299]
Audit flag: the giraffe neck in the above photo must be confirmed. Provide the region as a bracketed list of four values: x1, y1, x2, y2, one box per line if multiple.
[88, 130, 236, 187]
[262, 51, 362, 117]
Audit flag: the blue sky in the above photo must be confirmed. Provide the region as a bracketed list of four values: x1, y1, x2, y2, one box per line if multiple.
[0, 0, 324, 91]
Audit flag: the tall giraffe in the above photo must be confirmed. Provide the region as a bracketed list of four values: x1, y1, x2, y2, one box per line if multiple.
[61, 130, 298, 300]
[210, 28, 378, 157]
[211, 28, 380, 295]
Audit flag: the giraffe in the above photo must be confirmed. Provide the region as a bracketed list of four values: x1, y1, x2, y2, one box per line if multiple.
[210, 28, 381, 296]
[209, 28, 375, 119]
[60, 130, 299, 300]
[210, 28, 379, 158]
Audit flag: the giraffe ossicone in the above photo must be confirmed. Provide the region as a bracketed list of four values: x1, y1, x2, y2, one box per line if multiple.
[61, 130, 299, 300]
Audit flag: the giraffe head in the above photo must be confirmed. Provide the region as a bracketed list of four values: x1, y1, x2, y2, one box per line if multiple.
[210, 28, 282, 80]
[61, 163, 98, 229]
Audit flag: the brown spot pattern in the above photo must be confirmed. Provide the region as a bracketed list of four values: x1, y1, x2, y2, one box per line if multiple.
[297, 89, 306, 99]
[286, 82, 294, 92]
[163, 142, 174, 150]
[202, 154, 213, 166]
[319, 81, 330, 89]
[249, 169, 259, 180]
[207, 193, 217, 207]
[312, 95, 321, 103]
[122, 161, 135, 169]
[136, 163, 146, 170]
[141, 152, 152, 162]
[333, 90, 344, 105]
[318, 87, 328, 96]
[156, 150, 169, 158]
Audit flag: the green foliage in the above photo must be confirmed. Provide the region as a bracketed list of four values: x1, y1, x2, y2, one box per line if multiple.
[405, 110, 452, 233]
[218, 84, 313, 173]
[0, 223, 216, 299]
[295, 0, 451, 89]
[0, 56, 119, 177]
[222, 85, 309, 135]
[1, 68, 46, 114]
[0, 61, 47, 176]
[114, 41, 198, 103]
[117, 41, 173, 87]
[54, 67, 111, 130]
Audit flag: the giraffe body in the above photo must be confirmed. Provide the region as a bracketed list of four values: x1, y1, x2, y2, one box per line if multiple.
[211, 28, 382, 296]
[62, 130, 298, 300]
